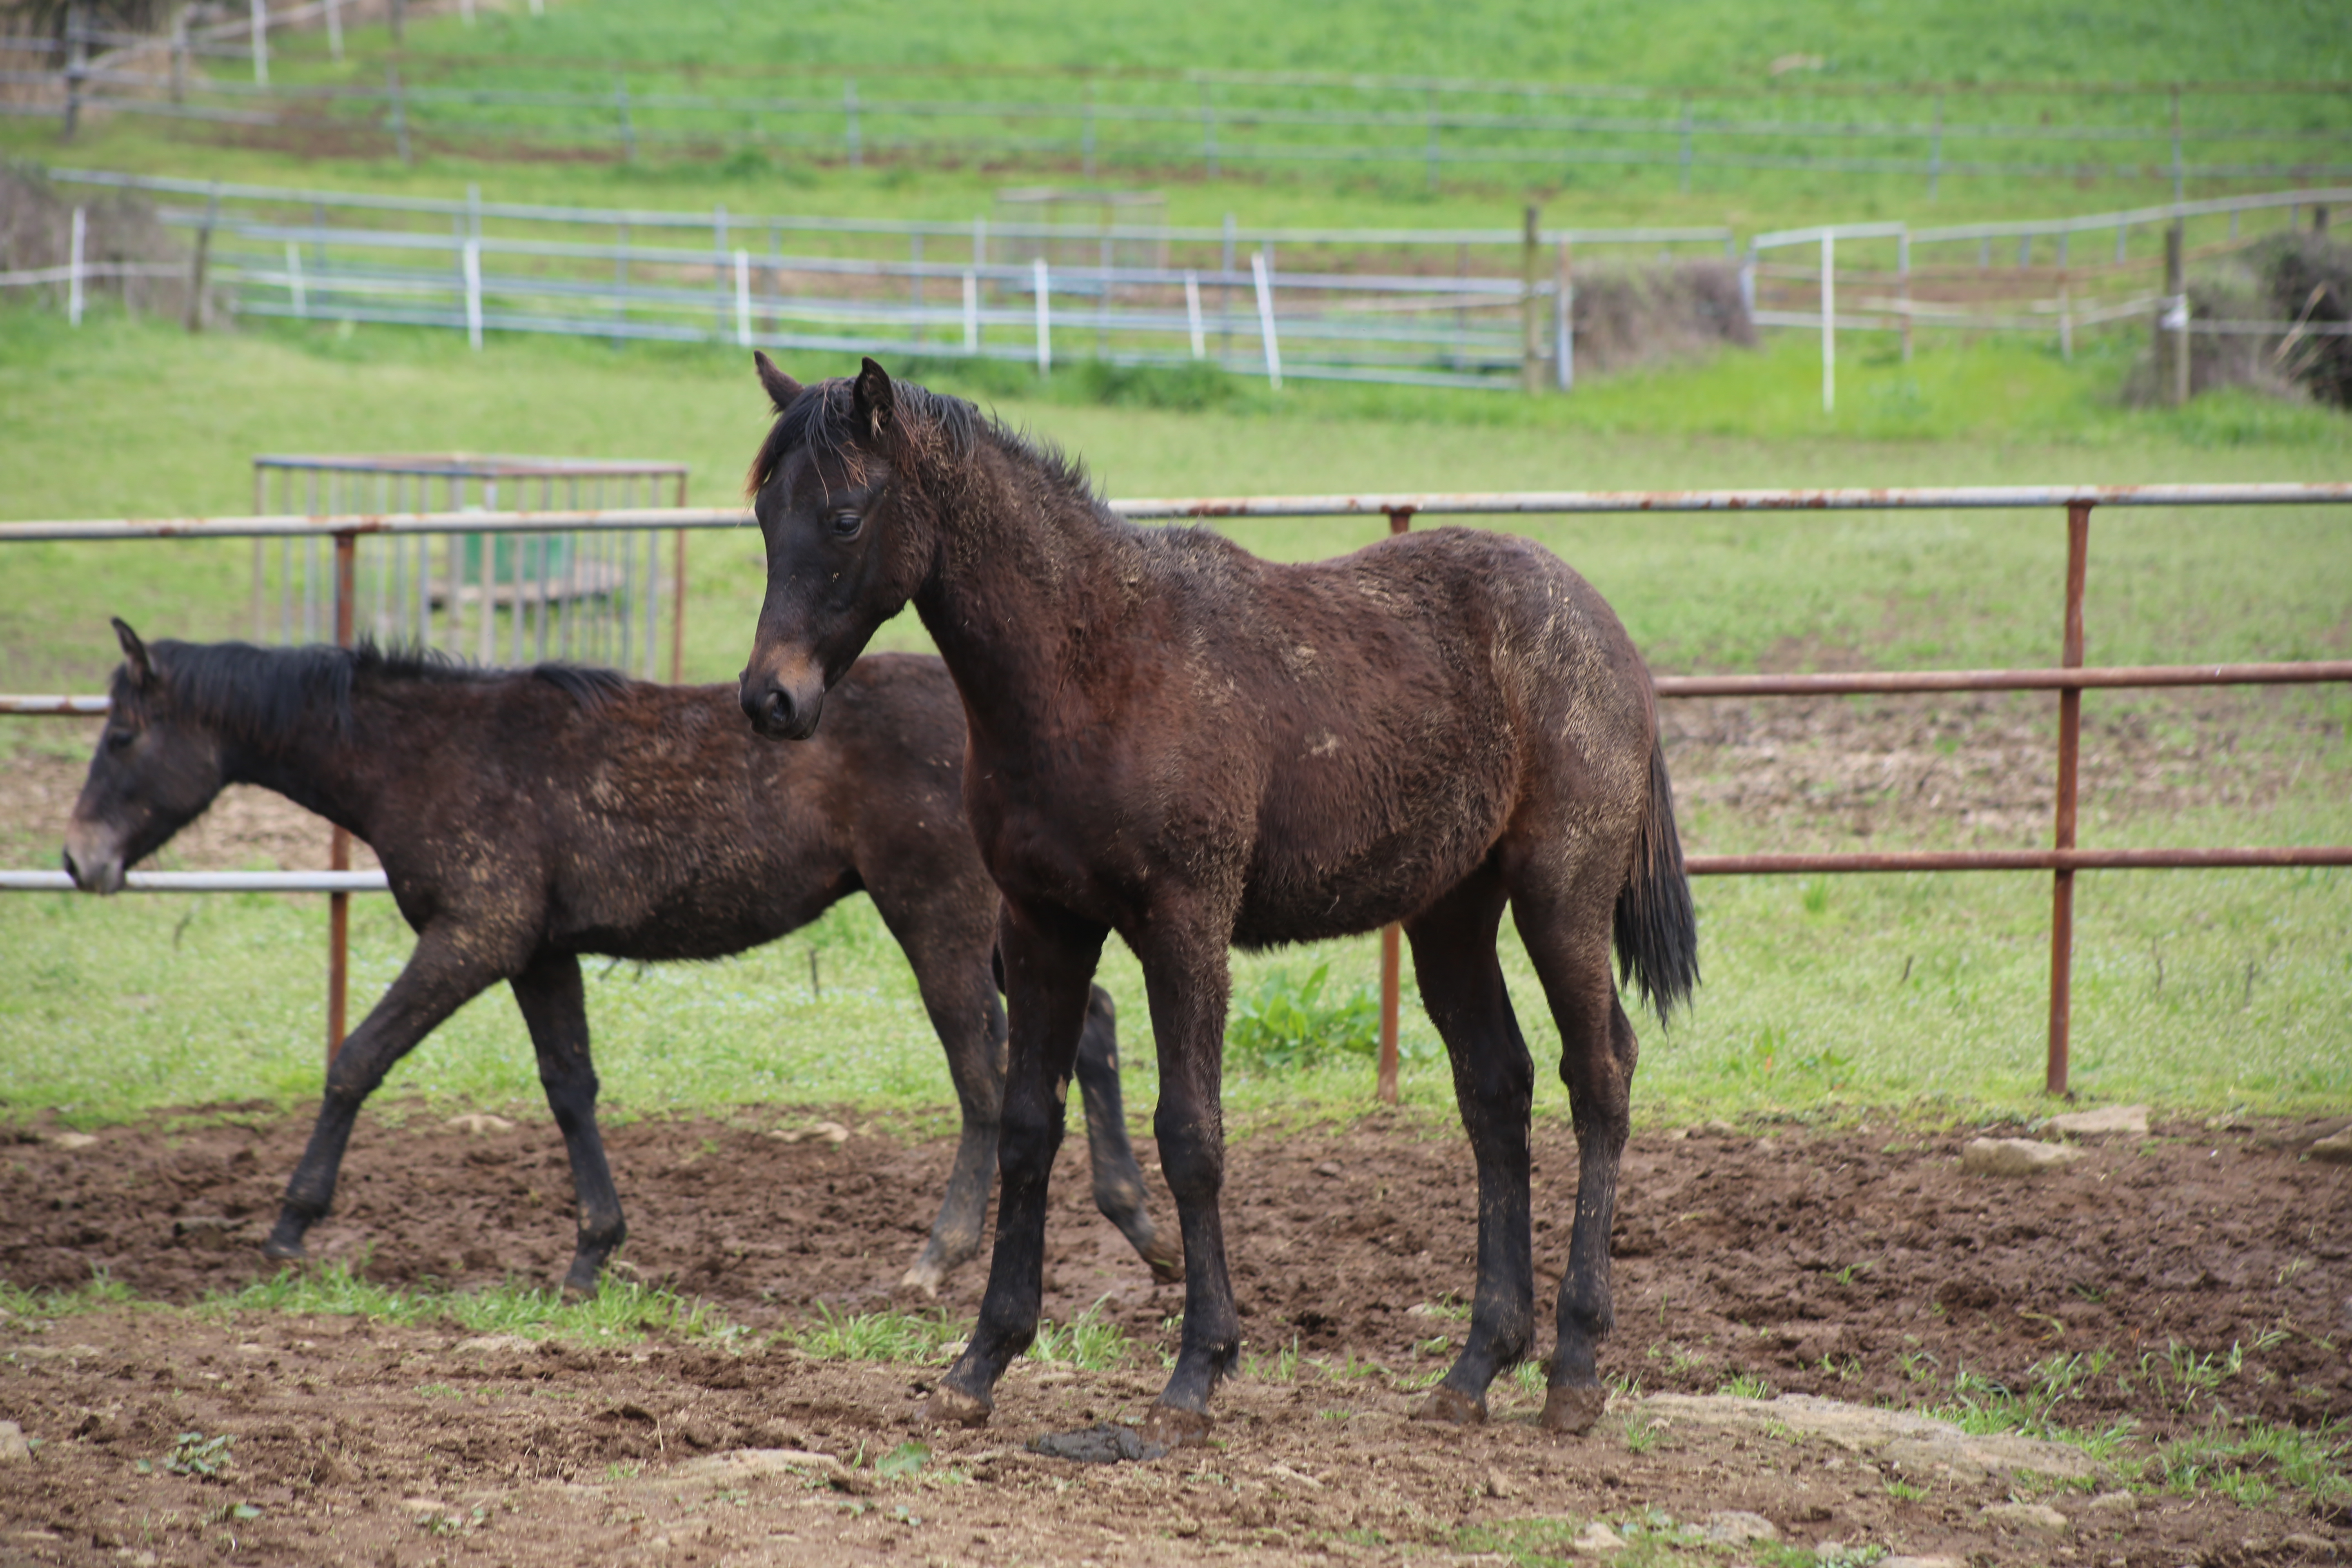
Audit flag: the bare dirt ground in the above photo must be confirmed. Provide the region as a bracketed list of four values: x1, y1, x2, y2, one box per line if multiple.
[3, 1110, 2348, 1567]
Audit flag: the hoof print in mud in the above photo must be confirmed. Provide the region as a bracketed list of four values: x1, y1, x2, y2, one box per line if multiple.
[1411, 1385, 1489, 1426]
[918, 1384, 993, 1430]
[1539, 1384, 1608, 1436]
[1139, 1403, 1214, 1449]
[1027, 1423, 1171, 1464]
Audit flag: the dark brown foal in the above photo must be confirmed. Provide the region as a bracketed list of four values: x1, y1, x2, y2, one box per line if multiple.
[65, 623, 1180, 1297]
[737, 356, 1696, 1443]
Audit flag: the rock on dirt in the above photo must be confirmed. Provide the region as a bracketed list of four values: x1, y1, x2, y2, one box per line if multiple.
[0, 1421, 28, 1463]
[446, 1113, 517, 1135]
[2046, 1104, 2150, 1137]
[1572, 1521, 1628, 1554]
[2312, 1128, 2352, 1165]
[1701, 1510, 1780, 1544]
[1642, 1392, 2101, 1484]
[1960, 1136, 2085, 1176]
[1981, 1501, 2071, 1533]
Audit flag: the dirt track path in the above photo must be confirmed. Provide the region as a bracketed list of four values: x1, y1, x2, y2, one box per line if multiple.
[4, 1113, 2347, 1565]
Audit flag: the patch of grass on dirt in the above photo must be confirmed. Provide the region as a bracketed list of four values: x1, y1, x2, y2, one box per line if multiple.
[2154, 1418, 2352, 1513]
[198, 1261, 742, 1344]
[784, 1303, 966, 1364]
[0, 1271, 138, 1328]
[781, 1298, 1135, 1370]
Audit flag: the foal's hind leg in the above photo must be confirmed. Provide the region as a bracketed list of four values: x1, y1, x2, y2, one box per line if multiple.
[1403, 861, 1538, 1426]
[509, 951, 626, 1297]
[923, 900, 1107, 1428]
[264, 928, 507, 1265]
[1512, 876, 1641, 1437]
[1073, 986, 1183, 1285]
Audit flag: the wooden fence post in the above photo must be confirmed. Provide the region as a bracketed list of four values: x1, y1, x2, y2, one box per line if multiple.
[1376, 502, 1415, 1107]
[184, 187, 218, 333]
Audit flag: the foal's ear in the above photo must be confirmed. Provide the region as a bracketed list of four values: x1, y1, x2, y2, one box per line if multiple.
[111, 617, 154, 689]
[851, 356, 896, 440]
[753, 350, 804, 413]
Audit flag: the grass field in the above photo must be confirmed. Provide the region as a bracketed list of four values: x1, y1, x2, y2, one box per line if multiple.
[8, 0, 2349, 238]
[2, 303, 2346, 1131]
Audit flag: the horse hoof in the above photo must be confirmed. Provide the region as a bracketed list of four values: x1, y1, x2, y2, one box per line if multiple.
[898, 1262, 944, 1300]
[260, 1236, 307, 1263]
[918, 1383, 993, 1430]
[559, 1272, 601, 1303]
[1139, 1401, 1214, 1449]
[1411, 1385, 1489, 1426]
[1539, 1383, 1608, 1436]
[1144, 1250, 1185, 1287]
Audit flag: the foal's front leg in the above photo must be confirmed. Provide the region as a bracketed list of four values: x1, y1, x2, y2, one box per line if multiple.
[921, 901, 1106, 1427]
[509, 950, 626, 1296]
[1131, 919, 1240, 1444]
[264, 927, 507, 1264]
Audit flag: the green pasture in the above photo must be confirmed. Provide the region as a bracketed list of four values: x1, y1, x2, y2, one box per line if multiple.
[7, 0, 2349, 234]
[1, 303, 2345, 1129]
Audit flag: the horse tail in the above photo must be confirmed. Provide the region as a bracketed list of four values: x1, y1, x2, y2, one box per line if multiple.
[1613, 735, 1700, 1024]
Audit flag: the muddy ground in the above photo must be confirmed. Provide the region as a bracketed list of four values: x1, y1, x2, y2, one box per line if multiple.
[3, 1110, 2349, 1566]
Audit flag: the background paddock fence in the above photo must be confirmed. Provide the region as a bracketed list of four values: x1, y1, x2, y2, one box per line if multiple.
[248, 454, 690, 679]
[4, 484, 2348, 1094]
[28, 168, 2351, 395]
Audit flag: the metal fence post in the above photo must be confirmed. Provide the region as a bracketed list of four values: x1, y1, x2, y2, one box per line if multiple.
[1555, 237, 1574, 391]
[324, 0, 341, 61]
[733, 247, 751, 347]
[844, 78, 861, 167]
[2046, 500, 2091, 1096]
[67, 207, 85, 326]
[1898, 229, 1913, 364]
[1820, 230, 1836, 413]
[1033, 256, 1051, 373]
[1376, 502, 1415, 1107]
[614, 76, 635, 163]
[1251, 250, 1282, 390]
[463, 237, 483, 350]
[249, 0, 268, 87]
[1199, 82, 1217, 178]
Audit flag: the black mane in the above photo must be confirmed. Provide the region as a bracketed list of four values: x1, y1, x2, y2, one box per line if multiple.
[745, 371, 1099, 510]
[132, 639, 627, 744]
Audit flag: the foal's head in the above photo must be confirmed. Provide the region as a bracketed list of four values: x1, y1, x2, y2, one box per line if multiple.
[739, 354, 967, 740]
[63, 620, 233, 893]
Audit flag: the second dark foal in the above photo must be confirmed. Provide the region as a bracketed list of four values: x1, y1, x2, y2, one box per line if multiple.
[739, 357, 1698, 1444]
[64, 621, 1179, 1296]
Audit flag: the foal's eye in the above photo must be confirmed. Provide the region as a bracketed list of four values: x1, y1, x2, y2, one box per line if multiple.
[104, 728, 135, 753]
[828, 511, 863, 539]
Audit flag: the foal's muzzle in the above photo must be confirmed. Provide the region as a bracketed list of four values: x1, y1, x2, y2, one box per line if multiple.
[61, 825, 125, 894]
[739, 665, 826, 741]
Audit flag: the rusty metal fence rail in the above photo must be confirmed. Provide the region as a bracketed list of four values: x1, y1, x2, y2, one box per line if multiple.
[4, 483, 2349, 1097]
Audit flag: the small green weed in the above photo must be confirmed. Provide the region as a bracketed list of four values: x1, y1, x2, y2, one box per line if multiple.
[202, 1262, 740, 1344]
[1027, 1302, 1132, 1370]
[163, 1432, 234, 1478]
[0, 1271, 137, 1324]
[1223, 963, 1383, 1073]
[786, 1304, 965, 1363]
[1717, 1372, 1774, 1400]
[873, 1440, 930, 1478]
